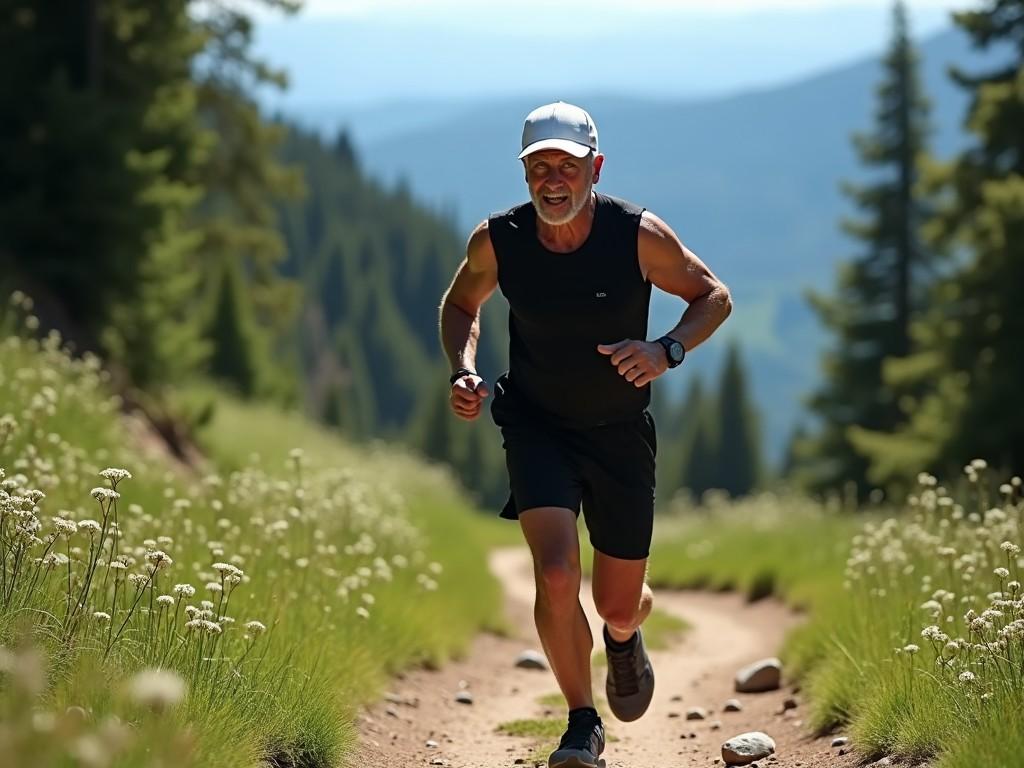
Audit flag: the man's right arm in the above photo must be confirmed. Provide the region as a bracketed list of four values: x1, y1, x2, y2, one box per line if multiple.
[439, 219, 499, 420]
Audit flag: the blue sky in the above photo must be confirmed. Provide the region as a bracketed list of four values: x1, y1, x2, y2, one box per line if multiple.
[253, 0, 967, 107]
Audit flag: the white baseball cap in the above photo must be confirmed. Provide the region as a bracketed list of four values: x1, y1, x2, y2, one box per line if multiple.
[518, 101, 599, 160]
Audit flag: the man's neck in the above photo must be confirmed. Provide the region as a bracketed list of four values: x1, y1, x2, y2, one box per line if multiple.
[535, 192, 597, 253]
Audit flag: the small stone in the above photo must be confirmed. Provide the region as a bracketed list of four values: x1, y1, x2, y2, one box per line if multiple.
[839, 748, 847, 756]
[425, 740, 439, 748]
[782, 697, 798, 710]
[458, 679, 469, 689]
[722, 731, 776, 766]
[384, 691, 402, 704]
[668, 711, 681, 718]
[723, 699, 744, 712]
[831, 737, 849, 748]
[711, 720, 722, 730]
[430, 760, 446, 766]
[385, 705, 399, 718]
[734, 658, 782, 693]
[670, 694, 684, 702]
[514, 650, 548, 670]
[686, 707, 708, 720]
[688, 732, 698, 739]
[455, 691, 473, 705]
[514, 760, 526, 765]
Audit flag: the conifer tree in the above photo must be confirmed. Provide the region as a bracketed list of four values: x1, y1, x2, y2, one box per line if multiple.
[800, 0, 932, 495]
[713, 342, 762, 497]
[206, 262, 258, 398]
[851, 1, 1024, 485]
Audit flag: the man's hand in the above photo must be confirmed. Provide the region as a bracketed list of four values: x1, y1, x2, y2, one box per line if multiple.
[450, 374, 490, 420]
[597, 340, 668, 387]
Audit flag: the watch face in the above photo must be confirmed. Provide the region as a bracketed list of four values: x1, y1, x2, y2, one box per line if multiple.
[669, 341, 684, 362]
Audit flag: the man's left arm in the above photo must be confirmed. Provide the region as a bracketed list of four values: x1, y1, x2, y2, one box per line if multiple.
[597, 211, 732, 387]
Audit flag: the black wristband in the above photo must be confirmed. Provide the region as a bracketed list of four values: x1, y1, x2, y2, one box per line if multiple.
[449, 367, 476, 385]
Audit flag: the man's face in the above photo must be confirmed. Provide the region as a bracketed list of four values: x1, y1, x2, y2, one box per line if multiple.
[523, 149, 603, 225]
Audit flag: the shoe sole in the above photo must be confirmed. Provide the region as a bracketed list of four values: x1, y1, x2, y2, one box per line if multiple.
[549, 757, 602, 768]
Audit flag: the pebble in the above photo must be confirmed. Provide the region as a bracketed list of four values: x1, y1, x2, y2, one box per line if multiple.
[831, 737, 849, 748]
[514, 760, 526, 765]
[384, 705, 399, 718]
[686, 707, 707, 720]
[429, 760, 446, 766]
[668, 711, 681, 718]
[425, 740, 439, 748]
[723, 699, 744, 712]
[722, 731, 776, 766]
[455, 691, 473, 705]
[711, 720, 722, 731]
[384, 691, 402, 704]
[514, 650, 548, 670]
[782, 697, 798, 710]
[670, 694, 684, 702]
[734, 658, 782, 693]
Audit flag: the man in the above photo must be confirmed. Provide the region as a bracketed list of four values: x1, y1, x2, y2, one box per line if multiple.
[439, 101, 732, 768]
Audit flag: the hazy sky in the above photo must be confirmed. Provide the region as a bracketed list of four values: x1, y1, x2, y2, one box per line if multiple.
[253, 0, 969, 107]
[292, 0, 962, 15]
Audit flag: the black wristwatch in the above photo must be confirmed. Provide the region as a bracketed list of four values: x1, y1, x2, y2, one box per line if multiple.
[654, 336, 686, 368]
[449, 367, 477, 385]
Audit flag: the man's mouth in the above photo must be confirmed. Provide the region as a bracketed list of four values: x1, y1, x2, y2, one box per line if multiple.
[543, 194, 569, 206]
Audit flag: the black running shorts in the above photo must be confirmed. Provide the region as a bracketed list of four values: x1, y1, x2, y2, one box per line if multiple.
[489, 372, 657, 560]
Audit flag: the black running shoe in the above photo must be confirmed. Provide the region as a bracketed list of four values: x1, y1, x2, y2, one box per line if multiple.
[604, 625, 655, 722]
[547, 707, 605, 768]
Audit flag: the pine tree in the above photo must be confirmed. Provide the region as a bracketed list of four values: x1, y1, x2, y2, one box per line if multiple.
[206, 262, 258, 398]
[684, 419, 718, 501]
[851, 1, 1024, 486]
[800, 0, 932, 495]
[713, 342, 762, 497]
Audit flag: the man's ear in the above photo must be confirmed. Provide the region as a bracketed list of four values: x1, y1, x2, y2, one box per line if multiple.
[592, 153, 605, 184]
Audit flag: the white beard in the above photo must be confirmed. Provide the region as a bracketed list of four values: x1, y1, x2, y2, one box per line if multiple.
[531, 166, 595, 225]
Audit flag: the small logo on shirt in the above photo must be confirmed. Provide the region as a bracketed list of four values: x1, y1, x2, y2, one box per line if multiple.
[595, 292, 607, 298]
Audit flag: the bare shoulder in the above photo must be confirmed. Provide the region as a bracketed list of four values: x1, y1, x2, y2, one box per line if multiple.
[638, 210, 682, 248]
[466, 218, 497, 274]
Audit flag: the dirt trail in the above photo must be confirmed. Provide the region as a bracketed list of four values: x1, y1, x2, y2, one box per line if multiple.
[353, 546, 860, 768]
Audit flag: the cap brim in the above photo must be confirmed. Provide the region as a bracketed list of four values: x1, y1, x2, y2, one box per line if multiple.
[518, 138, 593, 160]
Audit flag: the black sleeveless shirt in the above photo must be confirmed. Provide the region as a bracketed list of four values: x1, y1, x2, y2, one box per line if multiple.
[488, 193, 652, 427]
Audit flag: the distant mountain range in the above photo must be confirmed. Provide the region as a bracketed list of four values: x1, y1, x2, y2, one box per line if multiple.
[283, 26, 1007, 463]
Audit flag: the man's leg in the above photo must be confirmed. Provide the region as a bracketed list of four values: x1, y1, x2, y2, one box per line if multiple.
[519, 506, 594, 710]
[591, 551, 653, 642]
[592, 551, 656, 722]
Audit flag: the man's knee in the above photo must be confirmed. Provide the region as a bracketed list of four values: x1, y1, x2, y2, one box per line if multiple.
[537, 559, 581, 605]
[595, 600, 639, 632]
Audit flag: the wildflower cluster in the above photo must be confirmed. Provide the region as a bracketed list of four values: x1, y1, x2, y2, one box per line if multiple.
[845, 463, 1024, 702]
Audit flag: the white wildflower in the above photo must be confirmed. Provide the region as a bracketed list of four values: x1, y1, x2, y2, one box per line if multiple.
[244, 620, 266, 636]
[156, 595, 175, 608]
[90, 488, 120, 502]
[995, 567, 1010, 579]
[958, 671, 976, 683]
[99, 468, 132, 485]
[127, 668, 186, 712]
[173, 584, 195, 598]
[145, 550, 173, 570]
[77, 519, 101, 535]
[903, 644, 920, 655]
[93, 612, 111, 622]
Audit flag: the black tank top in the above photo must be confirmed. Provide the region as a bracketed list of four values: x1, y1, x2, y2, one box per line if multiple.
[488, 193, 652, 427]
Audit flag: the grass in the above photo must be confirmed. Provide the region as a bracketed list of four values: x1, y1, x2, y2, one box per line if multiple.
[648, 483, 1024, 768]
[0, 317, 510, 768]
